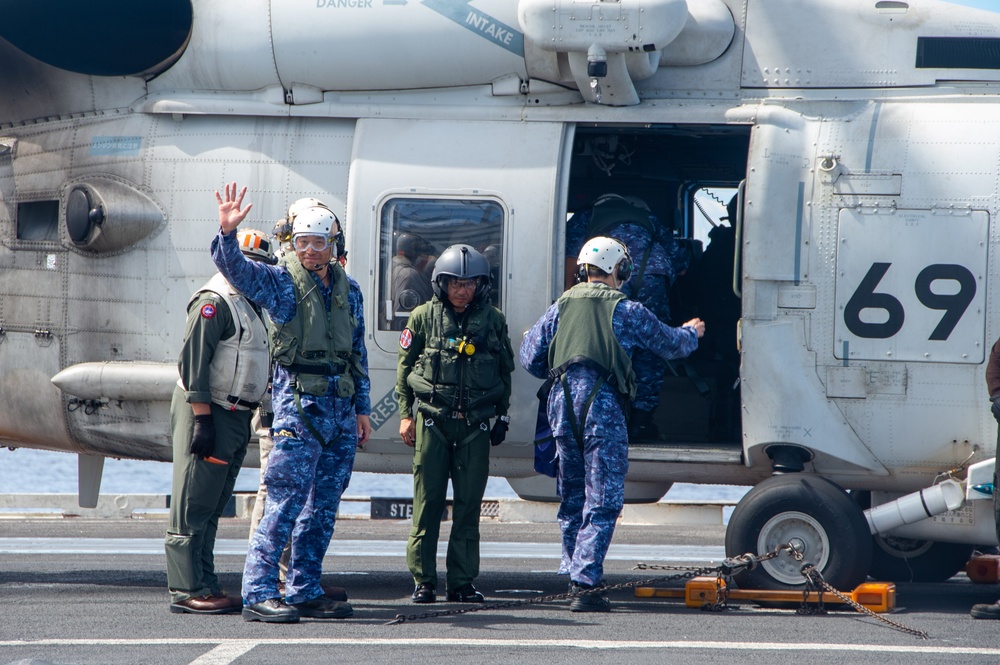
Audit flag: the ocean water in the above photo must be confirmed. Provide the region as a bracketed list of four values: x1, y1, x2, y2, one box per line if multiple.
[0, 447, 750, 503]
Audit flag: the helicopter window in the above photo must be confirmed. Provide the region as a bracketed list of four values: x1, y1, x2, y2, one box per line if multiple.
[377, 197, 504, 331]
[687, 185, 738, 248]
[16, 200, 59, 242]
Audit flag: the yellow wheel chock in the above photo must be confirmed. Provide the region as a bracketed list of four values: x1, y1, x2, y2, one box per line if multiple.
[634, 576, 896, 613]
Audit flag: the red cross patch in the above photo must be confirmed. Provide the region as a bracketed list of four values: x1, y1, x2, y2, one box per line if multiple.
[200, 303, 216, 319]
[399, 328, 413, 350]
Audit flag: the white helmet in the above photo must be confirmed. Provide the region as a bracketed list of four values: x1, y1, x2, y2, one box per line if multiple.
[577, 236, 633, 283]
[287, 197, 329, 222]
[275, 198, 329, 242]
[237, 229, 276, 264]
[291, 205, 339, 240]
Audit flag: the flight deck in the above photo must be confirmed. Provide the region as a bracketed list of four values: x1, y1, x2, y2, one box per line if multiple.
[4, 509, 1000, 665]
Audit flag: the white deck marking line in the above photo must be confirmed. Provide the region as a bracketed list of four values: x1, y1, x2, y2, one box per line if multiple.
[1, 639, 997, 655]
[188, 640, 256, 665]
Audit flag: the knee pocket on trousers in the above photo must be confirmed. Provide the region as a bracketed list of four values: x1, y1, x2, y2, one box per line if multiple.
[595, 448, 628, 509]
[165, 532, 194, 548]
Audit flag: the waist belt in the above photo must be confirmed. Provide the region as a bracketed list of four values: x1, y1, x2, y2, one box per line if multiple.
[285, 361, 347, 376]
[226, 395, 260, 410]
[447, 411, 466, 419]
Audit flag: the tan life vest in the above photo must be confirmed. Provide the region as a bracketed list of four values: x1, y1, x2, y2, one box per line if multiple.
[185, 272, 270, 410]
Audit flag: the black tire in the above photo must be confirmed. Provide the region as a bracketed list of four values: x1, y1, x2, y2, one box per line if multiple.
[852, 491, 974, 583]
[725, 474, 872, 590]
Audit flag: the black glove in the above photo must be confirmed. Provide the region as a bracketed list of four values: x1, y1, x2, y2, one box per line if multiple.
[490, 416, 509, 447]
[189, 414, 216, 458]
[991, 397, 1000, 424]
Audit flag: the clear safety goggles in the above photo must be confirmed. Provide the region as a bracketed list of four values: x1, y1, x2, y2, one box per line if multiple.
[446, 277, 480, 291]
[292, 234, 331, 252]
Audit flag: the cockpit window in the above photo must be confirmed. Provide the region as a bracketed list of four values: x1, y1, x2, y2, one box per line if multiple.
[377, 197, 504, 331]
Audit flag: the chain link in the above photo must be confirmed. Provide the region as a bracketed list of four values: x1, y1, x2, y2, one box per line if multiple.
[785, 545, 929, 639]
[387, 541, 929, 640]
[386, 547, 787, 625]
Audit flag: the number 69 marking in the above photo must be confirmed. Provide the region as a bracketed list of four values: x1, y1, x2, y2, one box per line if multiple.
[844, 263, 976, 340]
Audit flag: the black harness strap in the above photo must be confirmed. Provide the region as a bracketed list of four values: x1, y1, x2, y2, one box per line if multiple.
[546, 355, 620, 453]
[293, 391, 329, 448]
[422, 415, 487, 449]
[561, 373, 605, 453]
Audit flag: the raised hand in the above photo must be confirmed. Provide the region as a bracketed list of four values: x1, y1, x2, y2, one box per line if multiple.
[215, 181, 253, 234]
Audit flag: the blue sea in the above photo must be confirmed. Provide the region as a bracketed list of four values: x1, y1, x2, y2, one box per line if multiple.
[0, 447, 750, 503]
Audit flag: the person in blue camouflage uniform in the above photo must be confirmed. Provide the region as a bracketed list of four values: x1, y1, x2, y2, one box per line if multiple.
[211, 182, 372, 623]
[565, 195, 690, 440]
[523, 236, 703, 611]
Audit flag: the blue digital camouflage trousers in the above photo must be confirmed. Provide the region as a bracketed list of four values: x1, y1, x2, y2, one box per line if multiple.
[242, 396, 357, 606]
[554, 432, 628, 586]
[625, 286, 671, 413]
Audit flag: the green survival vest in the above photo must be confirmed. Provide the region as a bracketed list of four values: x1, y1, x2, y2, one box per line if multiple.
[549, 283, 636, 401]
[406, 298, 508, 421]
[270, 255, 361, 398]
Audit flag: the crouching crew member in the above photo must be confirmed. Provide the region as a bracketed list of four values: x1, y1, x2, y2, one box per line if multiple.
[520, 236, 704, 612]
[212, 183, 372, 623]
[165, 228, 274, 614]
[396, 244, 515, 604]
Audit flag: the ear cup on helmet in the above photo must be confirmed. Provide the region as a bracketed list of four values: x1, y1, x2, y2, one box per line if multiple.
[616, 254, 633, 283]
[576, 264, 588, 284]
[333, 231, 346, 259]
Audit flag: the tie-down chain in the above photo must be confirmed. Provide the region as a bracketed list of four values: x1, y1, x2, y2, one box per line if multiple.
[386, 542, 928, 638]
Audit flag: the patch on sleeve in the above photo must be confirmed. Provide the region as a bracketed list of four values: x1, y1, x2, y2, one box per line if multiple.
[200, 303, 217, 319]
[399, 328, 413, 350]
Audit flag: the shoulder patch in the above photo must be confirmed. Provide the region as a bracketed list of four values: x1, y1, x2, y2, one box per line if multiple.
[399, 328, 413, 350]
[200, 303, 217, 319]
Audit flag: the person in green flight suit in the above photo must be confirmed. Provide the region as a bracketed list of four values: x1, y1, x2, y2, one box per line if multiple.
[396, 244, 515, 604]
[165, 228, 275, 614]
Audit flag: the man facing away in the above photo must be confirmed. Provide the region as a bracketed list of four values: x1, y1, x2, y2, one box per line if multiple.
[521, 236, 704, 611]
[212, 182, 372, 623]
[396, 244, 515, 604]
[165, 228, 274, 615]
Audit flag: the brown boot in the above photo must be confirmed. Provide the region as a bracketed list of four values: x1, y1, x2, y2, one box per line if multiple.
[169, 595, 235, 614]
